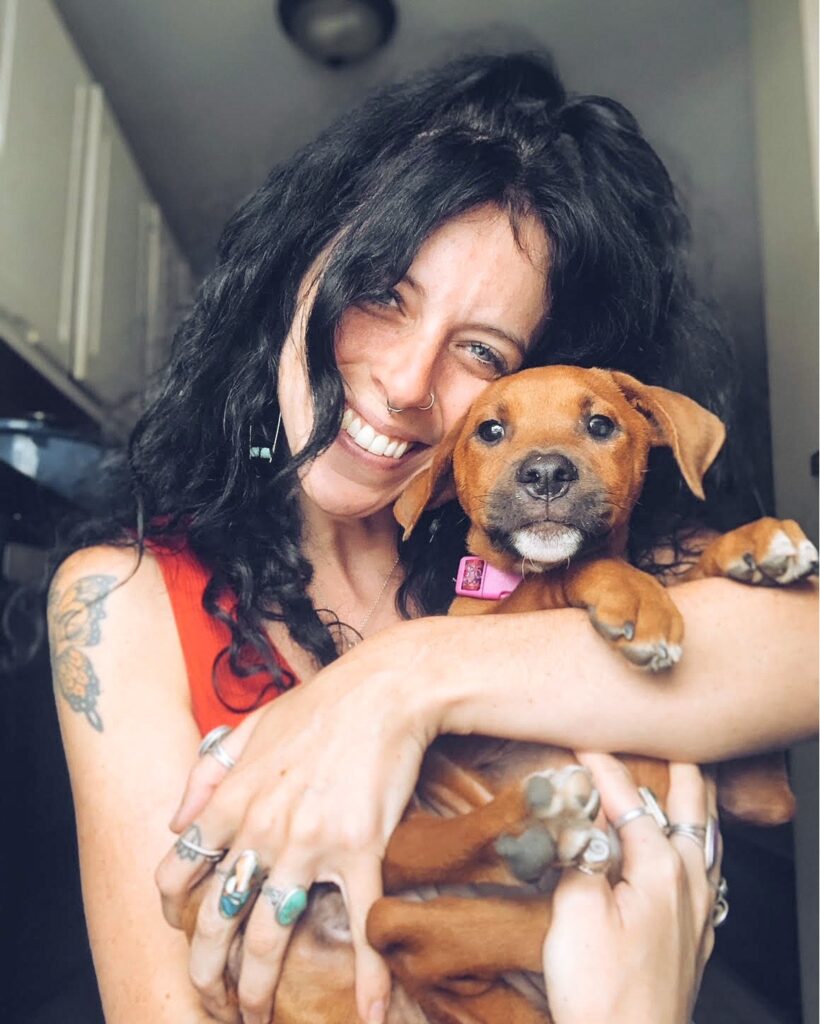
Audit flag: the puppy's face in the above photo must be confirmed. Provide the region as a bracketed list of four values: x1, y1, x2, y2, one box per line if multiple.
[394, 364, 725, 572]
[451, 367, 654, 569]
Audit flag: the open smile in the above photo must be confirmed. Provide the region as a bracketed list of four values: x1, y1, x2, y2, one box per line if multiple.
[341, 405, 423, 461]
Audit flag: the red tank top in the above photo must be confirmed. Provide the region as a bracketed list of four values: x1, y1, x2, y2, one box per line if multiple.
[152, 545, 299, 735]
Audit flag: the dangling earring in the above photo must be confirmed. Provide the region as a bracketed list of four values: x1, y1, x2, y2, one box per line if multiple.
[249, 413, 282, 462]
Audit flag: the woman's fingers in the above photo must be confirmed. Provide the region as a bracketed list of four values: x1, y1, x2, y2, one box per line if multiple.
[187, 852, 264, 1020]
[170, 715, 263, 833]
[236, 859, 313, 1024]
[339, 858, 392, 1024]
[157, 805, 236, 928]
[576, 752, 670, 879]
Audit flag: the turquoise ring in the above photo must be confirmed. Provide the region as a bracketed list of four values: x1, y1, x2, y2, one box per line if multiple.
[218, 850, 262, 919]
[263, 883, 309, 927]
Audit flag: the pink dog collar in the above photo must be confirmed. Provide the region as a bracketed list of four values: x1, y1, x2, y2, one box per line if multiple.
[455, 556, 523, 600]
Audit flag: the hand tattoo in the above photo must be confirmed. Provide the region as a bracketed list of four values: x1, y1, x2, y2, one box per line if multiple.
[48, 574, 117, 732]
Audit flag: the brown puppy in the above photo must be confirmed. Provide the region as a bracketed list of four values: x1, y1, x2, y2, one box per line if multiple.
[184, 366, 815, 1024]
[365, 365, 813, 1019]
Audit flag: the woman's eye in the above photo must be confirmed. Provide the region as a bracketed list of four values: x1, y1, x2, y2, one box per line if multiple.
[365, 288, 401, 309]
[464, 342, 508, 376]
[587, 414, 616, 439]
[476, 419, 505, 444]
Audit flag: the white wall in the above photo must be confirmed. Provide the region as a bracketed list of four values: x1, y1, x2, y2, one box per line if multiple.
[749, 4, 818, 1023]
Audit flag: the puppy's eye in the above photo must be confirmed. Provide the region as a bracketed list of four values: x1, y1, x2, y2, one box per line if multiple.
[588, 415, 616, 439]
[476, 420, 505, 444]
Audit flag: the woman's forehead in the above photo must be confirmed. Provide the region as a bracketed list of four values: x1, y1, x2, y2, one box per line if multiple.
[404, 205, 550, 339]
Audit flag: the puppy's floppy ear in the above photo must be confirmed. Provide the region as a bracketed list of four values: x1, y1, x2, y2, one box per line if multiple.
[610, 371, 726, 500]
[393, 415, 467, 540]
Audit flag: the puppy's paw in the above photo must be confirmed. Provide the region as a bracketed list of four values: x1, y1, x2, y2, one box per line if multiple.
[494, 766, 611, 882]
[525, 764, 600, 822]
[589, 584, 684, 673]
[494, 826, 556, 882]
[699, 517, 818, 586]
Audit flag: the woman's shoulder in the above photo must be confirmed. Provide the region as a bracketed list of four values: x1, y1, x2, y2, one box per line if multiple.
[49, 543, 176, 623]
[48, 544, 191, 729]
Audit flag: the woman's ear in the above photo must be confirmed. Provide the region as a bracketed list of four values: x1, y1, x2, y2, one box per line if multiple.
[393, 415, 467, 539]
[609, 371, 726, 500]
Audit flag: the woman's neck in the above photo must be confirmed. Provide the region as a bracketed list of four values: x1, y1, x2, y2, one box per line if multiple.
[299, 493, 400, 585]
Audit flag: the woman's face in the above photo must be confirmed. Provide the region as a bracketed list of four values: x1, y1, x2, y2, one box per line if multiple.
[278, 203, 550, 520]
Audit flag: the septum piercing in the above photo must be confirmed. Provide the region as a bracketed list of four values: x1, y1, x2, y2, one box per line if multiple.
[386, 392, 435, 414]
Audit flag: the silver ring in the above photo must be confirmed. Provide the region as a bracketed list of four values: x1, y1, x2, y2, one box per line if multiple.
[262, 883, 309, 927]
[198, 725, 236, 770]
[176, 836, 227, 862]
[613, 805, 651, 830]
[386, 391, 435, 414]
[712, 875, 729, 927]
[219, 850, 263, 919]
[668, 823, 707, 849]
[704, 816, 720, 873]
[613, 786, 669, 833]
[175, 825, 227, 863]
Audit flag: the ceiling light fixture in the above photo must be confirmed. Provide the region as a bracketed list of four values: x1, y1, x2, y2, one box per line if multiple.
[277, 0, 397, 68]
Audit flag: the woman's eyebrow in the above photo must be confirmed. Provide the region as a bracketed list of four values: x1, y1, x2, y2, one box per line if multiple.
[462, 322, 527, 355]
[403, 273, 528, 354]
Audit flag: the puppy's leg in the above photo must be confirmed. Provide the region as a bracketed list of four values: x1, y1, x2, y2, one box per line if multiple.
[683, 517, 814, 825]
[687, 517, 818, 586]
[561, 558, 685, 672]
[417, 981, 552, 1024]
[367, 895, 549, 988]
[385, 764, 605, 891]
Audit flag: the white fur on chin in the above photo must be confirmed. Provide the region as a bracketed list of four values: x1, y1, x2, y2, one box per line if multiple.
[512, 524, 584, 566]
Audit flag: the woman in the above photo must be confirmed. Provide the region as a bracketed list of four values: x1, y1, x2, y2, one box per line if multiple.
[49, 52, 817, 1024]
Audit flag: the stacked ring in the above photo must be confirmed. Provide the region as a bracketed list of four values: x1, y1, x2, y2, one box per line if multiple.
[218, 850, 263, 919]
[612, 786, 669, 834]
[198, 724, 237, 770]
[263, 883, 309, 927]
[712, 876, 730, 927]
[175, 824, 227, 863]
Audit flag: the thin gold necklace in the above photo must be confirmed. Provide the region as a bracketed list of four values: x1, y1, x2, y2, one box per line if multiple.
[321, 554, 401, 652]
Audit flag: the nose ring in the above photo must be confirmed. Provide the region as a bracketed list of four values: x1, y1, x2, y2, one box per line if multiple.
[386, 392, 435, 414]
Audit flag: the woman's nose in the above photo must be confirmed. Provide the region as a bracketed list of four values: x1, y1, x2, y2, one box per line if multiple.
[375, 335, 441, 412]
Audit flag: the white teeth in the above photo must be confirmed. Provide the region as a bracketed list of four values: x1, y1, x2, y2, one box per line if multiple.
[368, 434, 389, 455]
[354, 424, 376, 450]
[342, 405, 414, 459]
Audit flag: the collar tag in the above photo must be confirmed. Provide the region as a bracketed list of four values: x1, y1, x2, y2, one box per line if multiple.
[455, 556, 523, 601]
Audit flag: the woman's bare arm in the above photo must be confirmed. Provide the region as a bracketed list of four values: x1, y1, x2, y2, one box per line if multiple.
[49, 546, 216, 1024]
[418, 575, 818, 760]
[159, 570, 816, 1024]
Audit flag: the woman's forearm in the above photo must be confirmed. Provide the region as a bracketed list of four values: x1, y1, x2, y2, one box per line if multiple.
[406, 577, 817, 762]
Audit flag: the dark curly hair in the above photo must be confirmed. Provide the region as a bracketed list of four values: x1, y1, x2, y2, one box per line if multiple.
[59, 51, 752, 711]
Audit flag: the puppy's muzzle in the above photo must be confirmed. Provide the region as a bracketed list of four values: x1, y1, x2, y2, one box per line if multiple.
[516, 452, 579, 502]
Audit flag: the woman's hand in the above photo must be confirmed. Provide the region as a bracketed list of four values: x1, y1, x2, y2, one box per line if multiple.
[155, 622, 436, 1024]
[542, 753, 720, 1024]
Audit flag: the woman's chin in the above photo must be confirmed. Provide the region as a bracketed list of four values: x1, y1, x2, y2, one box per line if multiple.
[297, 437, 430, 521]
[298, 467, 407, 522]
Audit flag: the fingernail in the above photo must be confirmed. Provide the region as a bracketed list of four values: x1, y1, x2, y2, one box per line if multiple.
[368, 1000, 386, 1024]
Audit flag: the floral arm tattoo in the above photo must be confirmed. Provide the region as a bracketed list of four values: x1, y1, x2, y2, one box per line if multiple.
[48, 574, 117, 733]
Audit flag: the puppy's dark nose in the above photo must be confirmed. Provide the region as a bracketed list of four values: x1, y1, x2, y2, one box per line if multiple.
[516, 453, 578, 501]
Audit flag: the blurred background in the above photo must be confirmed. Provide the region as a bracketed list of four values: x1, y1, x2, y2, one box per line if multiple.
[0, 1, 816, 1021]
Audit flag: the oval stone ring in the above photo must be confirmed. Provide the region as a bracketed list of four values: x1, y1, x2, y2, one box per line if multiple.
[263, 883, 309, 927]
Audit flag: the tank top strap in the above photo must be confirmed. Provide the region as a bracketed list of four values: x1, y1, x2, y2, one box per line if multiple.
[150, 543, 297, 735]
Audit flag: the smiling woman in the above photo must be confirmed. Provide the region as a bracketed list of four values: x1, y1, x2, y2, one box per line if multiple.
[47, 51, 817, 1024]
[280, 206, 548, 523]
